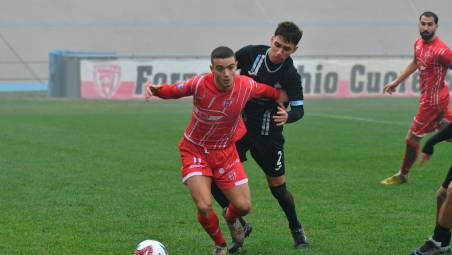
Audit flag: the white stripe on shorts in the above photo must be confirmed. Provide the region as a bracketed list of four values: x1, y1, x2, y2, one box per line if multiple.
[235, 178, 248, 186]
[182, 171, 203, 183]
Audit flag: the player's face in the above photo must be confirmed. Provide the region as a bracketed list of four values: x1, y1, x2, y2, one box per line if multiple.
[268, 35, 298, 64]
[418, 16, 437, 42]
[210, 56, 237, 91]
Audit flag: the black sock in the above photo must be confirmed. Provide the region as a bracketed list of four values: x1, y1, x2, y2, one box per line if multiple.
[433, 223, 451, 247]
[270, 183, 301, 230]
[211, 182, 229, 208]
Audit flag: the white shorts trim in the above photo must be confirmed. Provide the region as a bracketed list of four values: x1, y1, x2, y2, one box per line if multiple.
[182, 171, 203, 183]
[234, 178, 248, 186]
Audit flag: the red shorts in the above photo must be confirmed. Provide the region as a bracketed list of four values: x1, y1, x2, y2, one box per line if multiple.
[409, 101, 452, 137]
[178, 138, 248, 189]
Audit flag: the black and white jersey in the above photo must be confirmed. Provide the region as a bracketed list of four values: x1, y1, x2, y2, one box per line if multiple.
[236, 45, 304, 135]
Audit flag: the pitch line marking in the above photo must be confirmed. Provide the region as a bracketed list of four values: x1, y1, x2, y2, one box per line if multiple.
[309, 113, 407, 126]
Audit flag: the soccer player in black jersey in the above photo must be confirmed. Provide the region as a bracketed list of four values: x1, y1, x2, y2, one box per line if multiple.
[211, 21, 308, 252]
[411, 123, 452, 255]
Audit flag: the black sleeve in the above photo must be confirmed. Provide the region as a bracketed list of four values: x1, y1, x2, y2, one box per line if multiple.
[283, 62, 304, 102]
[283, 61, 304, 124]
[235, 45, 252, 71]
[422, 123, 452, 155]
[287, 105, 304, 123]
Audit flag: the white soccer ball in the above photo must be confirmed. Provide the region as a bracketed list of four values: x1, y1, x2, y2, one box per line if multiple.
[134, 240, 169, 255]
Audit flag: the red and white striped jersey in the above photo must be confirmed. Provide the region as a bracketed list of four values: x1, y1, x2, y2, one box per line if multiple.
[154, 73, 280, 150]
[415, 36, 452, 106]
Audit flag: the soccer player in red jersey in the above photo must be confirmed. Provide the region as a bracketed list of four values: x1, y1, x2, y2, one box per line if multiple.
[381, 11, 452, 185]
[145, 46, 287, 255]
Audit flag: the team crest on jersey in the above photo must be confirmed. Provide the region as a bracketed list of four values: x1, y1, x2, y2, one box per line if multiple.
[177, 83, 184, 89]
[274, 82, 282, 89]
[93, 64, 121, 98]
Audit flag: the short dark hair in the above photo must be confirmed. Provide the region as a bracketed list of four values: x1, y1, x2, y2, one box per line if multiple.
[274, 21, 303, 45]
[420, 11, 438, 24]
[211, 46, 235, 64]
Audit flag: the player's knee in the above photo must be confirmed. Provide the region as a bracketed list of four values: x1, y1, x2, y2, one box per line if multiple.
[235, 200, 251, 216]
[270, 183, 291, 201]
[196, 201, 213, 216]
[405, 137, 420, 147]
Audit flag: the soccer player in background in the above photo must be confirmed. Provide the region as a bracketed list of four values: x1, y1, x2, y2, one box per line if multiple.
[381, 11, 452, 185]
[210, 21, 308, 252]
[411, 122, 452, 255]
[145, 46, 287, 255]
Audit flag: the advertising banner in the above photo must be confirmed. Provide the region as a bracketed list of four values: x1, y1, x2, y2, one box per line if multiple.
[80, 58, 452, 99]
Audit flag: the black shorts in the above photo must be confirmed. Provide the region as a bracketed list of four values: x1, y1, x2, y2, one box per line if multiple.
[236, 132, 285, 177]
[441, 165, 452, 189]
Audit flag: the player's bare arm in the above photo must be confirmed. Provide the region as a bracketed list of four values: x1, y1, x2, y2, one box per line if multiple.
[383, 57, 417, 95]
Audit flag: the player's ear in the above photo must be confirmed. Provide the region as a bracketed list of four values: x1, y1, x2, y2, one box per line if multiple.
[210, 64, 213, 73]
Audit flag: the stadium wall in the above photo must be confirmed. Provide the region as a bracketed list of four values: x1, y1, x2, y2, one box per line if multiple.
[48, 55, 452, 99]
[2, 0, 452, 91]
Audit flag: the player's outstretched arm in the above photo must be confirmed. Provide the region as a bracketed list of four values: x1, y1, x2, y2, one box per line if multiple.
[144, 83, 162, 101]
[383, 57, 417, 95]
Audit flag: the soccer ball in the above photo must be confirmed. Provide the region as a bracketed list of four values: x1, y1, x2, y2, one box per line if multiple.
[134, 240, 169, 255]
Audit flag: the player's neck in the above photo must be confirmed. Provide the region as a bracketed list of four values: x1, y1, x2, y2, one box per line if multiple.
[267, 52, 284, 65]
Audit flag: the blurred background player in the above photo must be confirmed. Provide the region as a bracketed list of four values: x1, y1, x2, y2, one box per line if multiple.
[210, 21, 308, 252]
[411, 122, 452, 255]
[381, 11, 452, 185]
[145, 46, 287, 255]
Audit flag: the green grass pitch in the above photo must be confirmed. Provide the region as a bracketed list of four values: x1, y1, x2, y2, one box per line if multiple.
[0, 92, 451, 254]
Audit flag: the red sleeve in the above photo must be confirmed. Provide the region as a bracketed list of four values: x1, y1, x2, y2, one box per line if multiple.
[251, 80, 281, 100]
[154, 75, 200, 99]
[438, 48, 452, 69]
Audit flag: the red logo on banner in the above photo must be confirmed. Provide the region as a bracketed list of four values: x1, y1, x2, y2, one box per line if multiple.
[93, 65, 121, 98]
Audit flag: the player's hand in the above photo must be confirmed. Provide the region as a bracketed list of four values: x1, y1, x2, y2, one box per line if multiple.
[144, 83, 161, 101]
[273, 102, 288, 126]
[277, 90, 288, 103]
[382, 81, 399, 95]
[419, 153, 431, 167]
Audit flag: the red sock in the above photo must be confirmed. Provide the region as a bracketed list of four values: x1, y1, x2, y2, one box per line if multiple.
[196, 210, 226, 246]
[400, 139, 419, 175]
[225, 203, 241, 222]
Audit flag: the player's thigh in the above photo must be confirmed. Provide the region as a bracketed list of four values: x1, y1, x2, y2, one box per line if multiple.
[186, 175, 213, 212]
[249, 133, 286, 177]
[222, 183, 251, 211]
